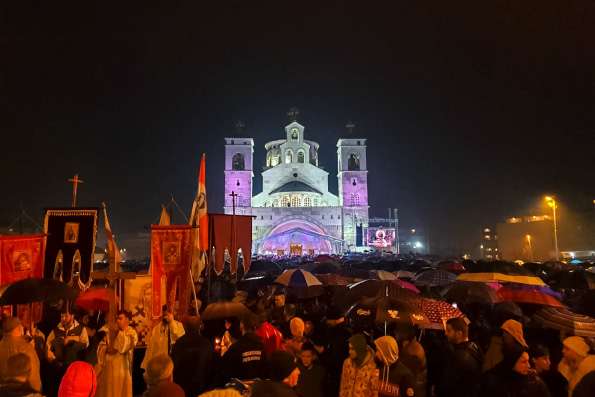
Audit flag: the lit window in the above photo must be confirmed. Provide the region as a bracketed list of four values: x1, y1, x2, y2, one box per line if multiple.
[285, 150, 293, 163]
[304, 197, 312, 207]
[291, 196, 300, 207]
[485, 235, 491, 240]
[484, 228, 491, 233]
[281, 196, 290, 207]
[297, 150, 305, 163]
[487, 248, 492, 252]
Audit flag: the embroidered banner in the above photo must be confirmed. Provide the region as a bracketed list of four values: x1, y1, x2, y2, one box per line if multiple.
[209, 214, 252, 274]
[150, 225, 192, 319]
[43, 208, 98, 287]
[0, 234, 45, 285]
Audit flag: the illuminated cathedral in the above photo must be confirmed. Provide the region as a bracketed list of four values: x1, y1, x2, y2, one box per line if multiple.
[223, 113, 369, 255]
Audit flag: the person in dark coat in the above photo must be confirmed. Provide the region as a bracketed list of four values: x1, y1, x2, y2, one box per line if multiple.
[479, 345, 551, 397]
[323, 307, 352, 396]
[295, 342, 325, 397]
[436, 317, 484, 397]
[251, 351, 300, 397]
[171, 316, 214, 397]
[374, 335, 416, 397]
[218, 314, 267, 385]
[529, 344, 567, 397]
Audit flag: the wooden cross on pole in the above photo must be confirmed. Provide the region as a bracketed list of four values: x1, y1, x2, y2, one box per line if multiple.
[91, 257, 136, 330]
[67, 174, 84, 207]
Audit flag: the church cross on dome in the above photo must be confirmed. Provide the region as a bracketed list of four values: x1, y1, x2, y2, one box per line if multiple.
[287, 107, 300, 122]
[346, 121, 356, 135]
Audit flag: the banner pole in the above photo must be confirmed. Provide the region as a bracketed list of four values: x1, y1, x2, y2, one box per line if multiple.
[189, 267, 199, 315]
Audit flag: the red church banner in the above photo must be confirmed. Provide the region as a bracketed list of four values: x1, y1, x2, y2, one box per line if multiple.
[209, 214, 252, 274]
[150, 225, 192, 319]
[0, 234, 45, 286]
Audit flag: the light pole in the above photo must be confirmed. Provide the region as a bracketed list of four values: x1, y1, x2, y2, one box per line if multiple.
[525, 234, 533, 261]
[545, 196, 559, 260]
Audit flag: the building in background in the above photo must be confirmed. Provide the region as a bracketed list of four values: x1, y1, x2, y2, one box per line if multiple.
[497, 215, 554, 261]
[224, 114, 369, 255]
[480, 226, 500, 260]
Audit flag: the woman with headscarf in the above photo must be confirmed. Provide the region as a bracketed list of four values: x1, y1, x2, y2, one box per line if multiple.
[339, 333, 379, 397]
[479, 345, 551, 397]
[374, 336, 416, 397]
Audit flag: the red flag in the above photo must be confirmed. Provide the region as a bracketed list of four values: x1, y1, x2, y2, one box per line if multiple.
[189, 154, 208, 277]
[102, 203, 121, 267]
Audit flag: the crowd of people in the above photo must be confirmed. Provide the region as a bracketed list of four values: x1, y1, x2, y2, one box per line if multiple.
[0, 290, 593, 397]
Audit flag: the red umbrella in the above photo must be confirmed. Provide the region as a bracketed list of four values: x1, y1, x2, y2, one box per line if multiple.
[497, 285, 565, 308]
[390, 279, 420, 294]
[74, 287, 113, 312]
[420, 298, 466, 329]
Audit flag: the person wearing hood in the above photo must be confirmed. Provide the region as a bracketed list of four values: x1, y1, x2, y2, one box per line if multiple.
[557, 336, 595, 396]
[339, 333, 379, 397]
[483, 319, 527, 372]
[374, 336, 415, 397]
[529, 344, 567, 397]
[436, 317, 483, 397]
[479, 345, 551, 397]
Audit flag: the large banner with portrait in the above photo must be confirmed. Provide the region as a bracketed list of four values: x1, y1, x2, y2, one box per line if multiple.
[0, 234, 45, 285]
[150, 225, 192, 319]
[43, 208, 98, 287]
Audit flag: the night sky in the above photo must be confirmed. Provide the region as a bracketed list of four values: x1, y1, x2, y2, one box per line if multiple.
[2, 2, 594, 254]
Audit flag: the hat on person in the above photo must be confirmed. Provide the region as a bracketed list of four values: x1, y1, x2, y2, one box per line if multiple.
[2, 316, 21, 333]
[269, 350, 297, 381]
[374, 335, 399, 365]
[290, 317, 305, 338]
[529, 344, 550, 359]
[563, 336, 590, 358]
[58, 361, 97, 397]
[501, 319, 528, 348]
[349, 334, 369, 366]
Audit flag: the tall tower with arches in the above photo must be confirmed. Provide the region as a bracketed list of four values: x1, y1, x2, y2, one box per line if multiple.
[337, 137, 369, 249]
[224, 137, 254, 215]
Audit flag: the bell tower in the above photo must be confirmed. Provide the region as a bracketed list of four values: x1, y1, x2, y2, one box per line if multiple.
[224, 137, 254, 215]
[337, 134, 369, 251]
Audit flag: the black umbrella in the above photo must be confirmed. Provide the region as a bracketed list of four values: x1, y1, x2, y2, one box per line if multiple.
[335, 279, 420, 312]
[548, 269, 595, 291]
[309, 262, 341, 275]
[202, 301, 253, 321]
[471, 260, 536, 276]
[0, 278, 79, 305]
[248, 260, 282, 274]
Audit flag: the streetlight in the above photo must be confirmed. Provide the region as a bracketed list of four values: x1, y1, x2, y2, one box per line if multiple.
[545, 196, 559, 260]
[525, 235, 533, 261]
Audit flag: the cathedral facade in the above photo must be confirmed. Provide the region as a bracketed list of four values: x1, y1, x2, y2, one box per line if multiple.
[223, 119, 369, 256]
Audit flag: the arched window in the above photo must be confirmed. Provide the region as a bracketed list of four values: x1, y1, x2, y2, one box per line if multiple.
[281, 195, 290, 207]
[348, 153, 360, 171]
[297, 150, 305, 163]
[350, 193, 360, 206]
[314, 198, 320, 207]
[285, 150, 293, 164]
[291, 128, 299, 141]
[303, 197, 312, 207]
[232, 153, 245, 170]
[272, 199, 279, 207]
[291, 196, 300, 207]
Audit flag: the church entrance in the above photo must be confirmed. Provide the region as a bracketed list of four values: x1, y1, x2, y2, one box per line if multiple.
[290, 243, 302, 256]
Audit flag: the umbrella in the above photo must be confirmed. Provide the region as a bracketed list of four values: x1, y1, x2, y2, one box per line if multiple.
[533, 307, 595, 337]
[310, 262, 341, 275]
[494, 301, 523, 320]
[457, 272, 546, 286]
[497, 285, 565, 308]
[473, 261, 536, 276]
[420, 298, 466, 329]
[394, 270, 415, 279]
[0, 278, 79, 305]
[390, 279, 420, 294]
[335, 279, 420, 312]
[438, 261, 467, 273]
[548, 270, 595, 291]
[443, 281, 500, 305]
[349, 295, 429, 327]
[75, 287, 113, 312]
[202, 301, 253, 321]
[414, 269, 457, 287]
[274, 269, 324, 298]
[376, 270, 397, 281]
[248, 260, 282, 274]
[316, 273, 353, 286]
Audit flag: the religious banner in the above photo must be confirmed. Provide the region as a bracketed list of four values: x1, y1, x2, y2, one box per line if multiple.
[123, 275, 161, 346]
[189, 153, 208, 279]
[0, 234, 45, 285]
[43, 208, 98, 287]
[209, 214, 252, 274]
[150, 225, 192, 319]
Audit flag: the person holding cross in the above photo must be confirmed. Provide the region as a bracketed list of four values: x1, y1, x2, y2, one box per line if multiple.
[141, 305, 185, 371]
[95, 310, 138, 397]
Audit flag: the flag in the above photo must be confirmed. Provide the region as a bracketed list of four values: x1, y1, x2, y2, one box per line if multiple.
[189, 153, 208, 277]
[159, 205, 171, 225]
[102, 203, 121, 268]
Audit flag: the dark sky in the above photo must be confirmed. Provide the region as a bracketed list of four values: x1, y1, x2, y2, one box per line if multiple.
[1, 2, 594, 254]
